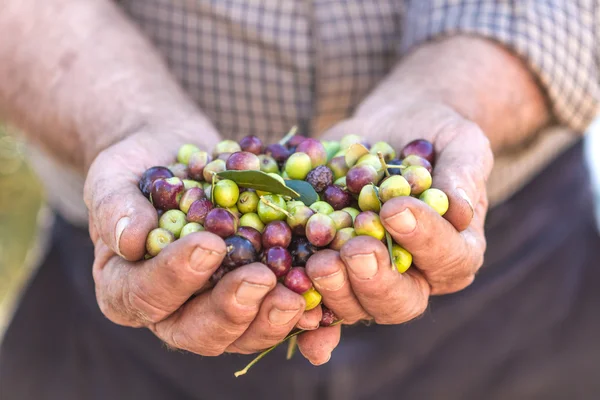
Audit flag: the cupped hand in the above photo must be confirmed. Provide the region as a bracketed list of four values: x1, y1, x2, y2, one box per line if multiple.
[84, 130, 340, 361]
[309, 103, 493, 325]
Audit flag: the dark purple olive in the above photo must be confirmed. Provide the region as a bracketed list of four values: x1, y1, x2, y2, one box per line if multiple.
[139, 166, 174, 199]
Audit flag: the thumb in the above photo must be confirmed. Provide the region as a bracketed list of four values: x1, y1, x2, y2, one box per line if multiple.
[319, 118, 371, 142]
[84, 133, 206, 261]
[84, 141, 160, 261]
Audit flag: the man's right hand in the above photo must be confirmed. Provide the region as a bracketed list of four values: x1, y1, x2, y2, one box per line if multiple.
[83, 130, 340, 362]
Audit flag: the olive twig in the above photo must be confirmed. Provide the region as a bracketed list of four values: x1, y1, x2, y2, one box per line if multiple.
[260, 197, 292, 218]
[377, 151, 390, 178]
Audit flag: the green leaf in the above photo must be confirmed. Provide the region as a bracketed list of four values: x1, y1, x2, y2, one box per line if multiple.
[217, 170, 299, 198]
[345, 143, 370, 167]
[285, 180, 319, 205]
[385, 231, 394, 270]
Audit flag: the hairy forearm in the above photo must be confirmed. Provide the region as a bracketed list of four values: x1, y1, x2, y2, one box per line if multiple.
[0, 0, 218, 171]
[356, 36, 550, 152]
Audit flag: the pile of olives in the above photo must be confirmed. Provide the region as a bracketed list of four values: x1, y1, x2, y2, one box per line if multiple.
[139, 131, 448, 326]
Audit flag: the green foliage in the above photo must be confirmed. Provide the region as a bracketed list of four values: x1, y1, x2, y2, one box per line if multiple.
[0, 126, 44, 328]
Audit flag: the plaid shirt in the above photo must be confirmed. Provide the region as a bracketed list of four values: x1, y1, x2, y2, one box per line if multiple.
[29, 0, 600, 225]
[117, 0, 599, 138]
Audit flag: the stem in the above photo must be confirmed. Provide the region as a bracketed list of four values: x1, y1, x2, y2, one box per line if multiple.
[235, 329, 306, 377]
[377, 152, 390, 178]
[234, 319, 346, 377]
[329, 319, 345, 327]
[234, 344, 279, 377]
[278, 126, 298, 146]
[286, 336, 298, 360]
[385, 231, 395, 271]
[210, 173, 218, 205]
[260, 197, 292, 218]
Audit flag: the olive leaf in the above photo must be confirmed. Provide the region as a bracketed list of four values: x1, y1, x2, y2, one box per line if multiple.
[217, 170, 299, 198]
[285, 180, 319, 206]
[345, 143, 370, 167]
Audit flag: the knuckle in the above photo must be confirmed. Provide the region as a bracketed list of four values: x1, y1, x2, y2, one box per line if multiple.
[470, 163, 487, 188]
[126, 289, 171, 324]
[472, 247, 485, 272]
[358, 281, 394, 304]
[168, 327, 189, 351]
[167, 325, 226, 356]
[459, 274, 476, 290]
[375, 300, 426, 325]
[375, 286, 429, 324]
[255, 330, 290, 345]
[93, 189, 119, 224]
[95, 294, 119, 323]
[434, 247, 467, 277]
[219, 301, 255, 326]
[480, 135, 495, 172]
[83, 159, 106, 209]
[408, 296, 429, 321]
[342, 312, 370, 325]
[194, 345, 225, 357]
[95, 290, 143, 327]
[226, 343, 255, 355]
[176, 332, 219, 356]
[432, 273, 475, 295]
[464, 234, 486, 273]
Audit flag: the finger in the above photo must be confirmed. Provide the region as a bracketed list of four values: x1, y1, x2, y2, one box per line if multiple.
[305, 250, 370, 324]
[84, 146, 160, 261]
[318, 118, 370, 142]
[340, 236, 430, 324]
[227, 284, 305, 354]
[93, 232, 226, 327]
[430, 120, 493, 231]
[296, 305, 323, 331]
[152, 263, 277, 356]
[380, 197, 485, 294]
[297, 325, 342, 366]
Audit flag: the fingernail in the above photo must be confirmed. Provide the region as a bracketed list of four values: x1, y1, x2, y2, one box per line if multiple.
[269, 308, 300, 325]
[313, 270, 345, 291]
[457, 188, 474, 213]
[115, 216, 130, 256]
[236, 282, 271, 306]
[297, 322, 320, 331]
[189, 246, 223, 272]
[386, 209, 417, 234]
[310, 353, 332, 366]
[345, 252, 378, 280]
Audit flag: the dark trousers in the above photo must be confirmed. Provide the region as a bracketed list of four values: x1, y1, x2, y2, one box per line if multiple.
[2, 141, 600, 400]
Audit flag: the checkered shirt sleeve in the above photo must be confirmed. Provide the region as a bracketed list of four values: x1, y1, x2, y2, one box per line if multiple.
[402, 1, 600, 132]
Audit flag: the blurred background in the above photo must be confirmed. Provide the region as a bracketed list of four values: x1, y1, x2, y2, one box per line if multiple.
[1, 121, 600, 339]
[0, 125, 46, 339]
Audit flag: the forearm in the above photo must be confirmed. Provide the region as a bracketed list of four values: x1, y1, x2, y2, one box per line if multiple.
[0, 0, 218, 172]
[356, 36, 551, 151]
